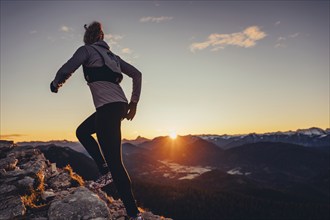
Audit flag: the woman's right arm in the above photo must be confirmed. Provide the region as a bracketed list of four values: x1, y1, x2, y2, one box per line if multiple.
[51, 46, 89, 92]
[119, 58, 142, 104]
[118, 57, 142, 120]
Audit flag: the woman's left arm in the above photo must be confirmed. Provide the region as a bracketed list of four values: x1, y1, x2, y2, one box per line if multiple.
[51, 46, 89, 92]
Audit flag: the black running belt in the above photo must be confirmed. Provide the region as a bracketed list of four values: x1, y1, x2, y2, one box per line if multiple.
[83, 46, 123, 84]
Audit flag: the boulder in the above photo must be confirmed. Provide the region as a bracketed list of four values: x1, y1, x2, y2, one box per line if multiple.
[18, 176, 35, 192]
[48, 186, 110, 220]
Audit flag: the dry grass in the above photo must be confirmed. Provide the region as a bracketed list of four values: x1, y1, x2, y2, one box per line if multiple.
[64, 164, 84, 186]
[22, 165, 84, 209]
[21, 171, 46, 209]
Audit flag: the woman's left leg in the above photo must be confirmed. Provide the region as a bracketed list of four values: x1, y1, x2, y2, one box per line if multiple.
[76, 112, 109, 175]
[96, 102, 139, 217]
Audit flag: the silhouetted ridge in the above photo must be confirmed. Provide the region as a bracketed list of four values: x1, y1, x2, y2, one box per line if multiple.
[37, 144, 99, 180]
[0, 141, 172, 220]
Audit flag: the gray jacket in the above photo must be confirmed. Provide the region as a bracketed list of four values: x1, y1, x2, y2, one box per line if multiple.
[52, 40, 142, 108]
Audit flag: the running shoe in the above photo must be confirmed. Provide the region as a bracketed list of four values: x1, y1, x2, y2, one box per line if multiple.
[90, 172, 113, 189]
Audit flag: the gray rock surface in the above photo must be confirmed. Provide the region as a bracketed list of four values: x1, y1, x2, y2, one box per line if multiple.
[0, 195, 26, 219]
[18, 176, 35, 190]
[48, 172, 72, 190]
[48, 186, 110, 220]
[0, 140, 14, 151]
[0, 156, 18, 170]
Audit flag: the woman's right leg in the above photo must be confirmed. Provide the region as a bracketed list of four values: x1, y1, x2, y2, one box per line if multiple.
[96, 102, 139, 217]
[76, 112, 109, 175]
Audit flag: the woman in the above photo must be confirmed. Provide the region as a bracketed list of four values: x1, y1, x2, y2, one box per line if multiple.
[50, 21, 142, 220]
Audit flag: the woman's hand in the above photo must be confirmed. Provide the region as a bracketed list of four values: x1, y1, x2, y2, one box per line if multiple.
[50, 81, 58, 93]
[126, 102, 137, 120]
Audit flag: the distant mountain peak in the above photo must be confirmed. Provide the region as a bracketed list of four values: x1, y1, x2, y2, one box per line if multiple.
[296, 127, 327, 136]
[122, 136, 151, 145]
[135, 135, 150, 141]
[198, 127, 330, 149]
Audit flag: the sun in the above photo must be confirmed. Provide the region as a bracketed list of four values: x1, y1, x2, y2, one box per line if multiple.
[169, 131, 177, 139]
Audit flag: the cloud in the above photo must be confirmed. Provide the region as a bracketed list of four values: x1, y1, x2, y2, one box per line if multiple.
[29, 30, 37, 34]
[140, 16, 173, 23]
[104, 34, 138, 60]
[47, 36, 56, 42]
[274, 43, 286, 48]
[0, 134, 26, 139]
[274, 36, 286, 48]
[275, 21, 281, 26]
[104, 34, 124, 41]
[59, 25, 73, 32]
[190, 26, 267, 52]
[104, 34, 124, 46]
[274, 32, 300, 48]
[121, 48, 133, 54]
[289, 32, 299, 38]
[210, 46, 224, 52]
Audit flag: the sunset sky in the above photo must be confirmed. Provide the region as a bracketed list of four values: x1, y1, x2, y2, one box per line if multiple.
[1, 1, 329, 142]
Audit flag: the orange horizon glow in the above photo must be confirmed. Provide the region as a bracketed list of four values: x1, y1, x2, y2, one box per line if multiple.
[1, 124, 329, 143]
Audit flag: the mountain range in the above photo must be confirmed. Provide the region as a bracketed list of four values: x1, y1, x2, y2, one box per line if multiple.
[198, 127, 330, 149]
[16, 127, 330, 154]
[9, 127, 329, 219]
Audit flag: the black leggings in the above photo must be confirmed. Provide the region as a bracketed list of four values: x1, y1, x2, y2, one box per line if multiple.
[76, 102, 139, 217]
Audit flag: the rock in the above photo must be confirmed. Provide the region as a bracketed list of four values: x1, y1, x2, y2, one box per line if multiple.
[0, 195, 26, 220]
[0, 144, 172, 220]
[0, 184, 18, 196]
[0, 140, 14, 151]
[0, 168, 6, 176]
[48, 172, 72, 190]
[18, 176, 35, 190]
[25, 160, 46, 176]
[8, 145, 38, 159]
[0, 156, 18, 171]
[141, 211, 172, 220]
[0, 176, 18, 185]
[4, 168, 28, 178]
[90, 218, 108, 220]
[1, 153, 46, 180]
[41, 191, 56, 201]
[50, 163, 57, 174]
[48, 186, 111, 220]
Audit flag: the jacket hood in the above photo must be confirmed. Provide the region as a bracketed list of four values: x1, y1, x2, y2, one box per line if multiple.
[92, 40, 110, 49]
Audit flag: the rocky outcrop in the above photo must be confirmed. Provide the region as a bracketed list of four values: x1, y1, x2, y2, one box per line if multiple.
[0, 140, 172, 220]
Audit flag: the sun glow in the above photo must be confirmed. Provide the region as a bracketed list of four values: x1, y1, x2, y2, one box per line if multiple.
[169, 131, 177, 139]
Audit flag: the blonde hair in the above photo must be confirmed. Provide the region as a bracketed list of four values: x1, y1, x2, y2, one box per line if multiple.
[83, 21, 104, 45]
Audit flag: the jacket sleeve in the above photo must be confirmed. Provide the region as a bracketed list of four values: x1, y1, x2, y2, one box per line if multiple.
[52, 46, 89, 89]
[118, 57, 142, 103]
